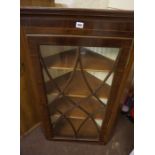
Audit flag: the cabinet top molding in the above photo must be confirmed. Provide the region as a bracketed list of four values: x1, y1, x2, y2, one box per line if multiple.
[21, 8, 133, 18]
[20, 0, 133, 39]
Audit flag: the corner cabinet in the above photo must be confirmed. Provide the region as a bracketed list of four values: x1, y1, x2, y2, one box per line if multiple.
[20, 8, 133, 144]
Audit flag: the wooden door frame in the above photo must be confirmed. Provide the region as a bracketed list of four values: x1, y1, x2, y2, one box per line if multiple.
[25, 34, 133, 144]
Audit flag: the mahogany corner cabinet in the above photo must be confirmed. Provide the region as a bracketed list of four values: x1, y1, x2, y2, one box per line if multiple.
[20, 5, 133, 144]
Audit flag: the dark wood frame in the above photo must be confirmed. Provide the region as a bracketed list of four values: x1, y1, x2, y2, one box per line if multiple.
[21, 8, 133, 144]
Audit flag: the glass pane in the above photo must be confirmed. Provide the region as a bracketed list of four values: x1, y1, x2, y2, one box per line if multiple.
[39, 45, 120, 140]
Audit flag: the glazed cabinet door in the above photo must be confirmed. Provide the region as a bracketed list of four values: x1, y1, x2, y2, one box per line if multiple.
[27, 35, 132, 143]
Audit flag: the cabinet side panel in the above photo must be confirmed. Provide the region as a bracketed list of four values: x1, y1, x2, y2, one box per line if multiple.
[100, 43, 133, 143]
[20, 28, 40, 135]
[27, 38, 54, 139]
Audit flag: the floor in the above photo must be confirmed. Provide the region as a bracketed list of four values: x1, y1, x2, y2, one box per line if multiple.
[21, 115, 134, 155]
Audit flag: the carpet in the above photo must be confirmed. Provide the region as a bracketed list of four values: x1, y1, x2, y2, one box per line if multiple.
[21, 114, 134, 155]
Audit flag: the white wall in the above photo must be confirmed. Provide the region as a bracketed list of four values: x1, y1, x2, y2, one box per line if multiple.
[55, 0, 109, 9]
[55, 0, 134, 10]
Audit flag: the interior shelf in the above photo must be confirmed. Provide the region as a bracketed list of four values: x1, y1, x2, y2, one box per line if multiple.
[49, 96, 105, 120]
[51, 116, 101, 139]
[45, 70, 110, 99]
[44, 48, 114, 71]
